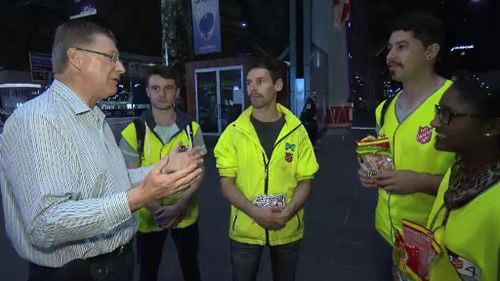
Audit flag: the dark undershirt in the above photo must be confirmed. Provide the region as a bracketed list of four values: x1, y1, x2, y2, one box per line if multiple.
[250, 115, 285, 160]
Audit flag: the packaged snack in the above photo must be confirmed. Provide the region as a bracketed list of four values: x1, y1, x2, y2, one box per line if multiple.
[356, 135, 393, 179]
[253, 194, 286, 208]
[393, 220, 441, 281]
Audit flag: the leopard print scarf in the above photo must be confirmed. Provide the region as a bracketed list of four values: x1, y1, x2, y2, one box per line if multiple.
[445, 160, 500, 210]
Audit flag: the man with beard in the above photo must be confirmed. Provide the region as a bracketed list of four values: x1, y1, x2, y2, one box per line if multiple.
[214, 58, 319, 281]
[357, 13, 456, 280]
[120, 66, 206, 281]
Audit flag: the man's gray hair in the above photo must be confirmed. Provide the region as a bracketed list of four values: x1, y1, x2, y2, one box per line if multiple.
[52, 20, 116, 74]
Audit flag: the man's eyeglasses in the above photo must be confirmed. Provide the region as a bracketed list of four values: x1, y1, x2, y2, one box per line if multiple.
[434, 104, 481, 125]
[75, 47, 121, 64]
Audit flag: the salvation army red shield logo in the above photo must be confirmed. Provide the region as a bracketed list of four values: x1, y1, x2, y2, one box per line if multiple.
[285, 152, 293, 162]
[416, 126, 433, 144]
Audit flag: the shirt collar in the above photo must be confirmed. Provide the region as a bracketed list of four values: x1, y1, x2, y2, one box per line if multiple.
[51, 79, 93, 115]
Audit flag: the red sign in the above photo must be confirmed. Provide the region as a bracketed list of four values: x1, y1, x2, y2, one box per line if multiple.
[416, 126, 433, 144]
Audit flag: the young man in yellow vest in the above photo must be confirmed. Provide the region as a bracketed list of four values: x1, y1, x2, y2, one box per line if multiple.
[357, 13, 456, 279]
[120, 66, 206, 281]
[214, 58, 319, 281]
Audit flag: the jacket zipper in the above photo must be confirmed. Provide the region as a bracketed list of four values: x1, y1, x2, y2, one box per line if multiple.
[260, 124, 302, 245]
[388, 104, 402, 242]
[388, 124, 399, 242]
[232, 209, 239, 231]
[296, 213, 301, 230]
[262, 153, 270, 194]
[262, 152, 270, 244]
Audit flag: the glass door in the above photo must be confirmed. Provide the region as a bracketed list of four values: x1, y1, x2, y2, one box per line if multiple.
[195, 66, 244, 135]
[195, 70, 218, 134]
[219, 68, 244, 129]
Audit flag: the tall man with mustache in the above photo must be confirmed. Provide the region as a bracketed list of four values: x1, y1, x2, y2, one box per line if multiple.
[357, 13, 456, 280]
[214, 58, 319, 281]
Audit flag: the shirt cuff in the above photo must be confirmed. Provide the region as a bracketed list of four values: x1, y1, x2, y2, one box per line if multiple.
[103, 192, 132, 227]
[218, 168, 236, 178]
[297, 175, 315, 182]
[128, 166, 153, 187]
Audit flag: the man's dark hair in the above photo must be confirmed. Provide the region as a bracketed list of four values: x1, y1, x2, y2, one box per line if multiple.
[52, 20, 117, 74]
[390, 13, 445, 49]
[146, 66, 178, 87]
[249, 57, 283, 83]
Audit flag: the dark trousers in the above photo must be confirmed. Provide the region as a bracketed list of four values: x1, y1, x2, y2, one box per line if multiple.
[28, 241, 134, 281]
[136, 222, 201, 281]
[230, 240, 301, 281]
[370, 231, 394, 281]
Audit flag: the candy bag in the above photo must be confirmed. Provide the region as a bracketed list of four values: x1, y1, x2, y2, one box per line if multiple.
[356, 135, 393, 180]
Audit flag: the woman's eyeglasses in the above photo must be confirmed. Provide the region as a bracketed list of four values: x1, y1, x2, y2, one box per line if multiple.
[434, 104, 481, 125]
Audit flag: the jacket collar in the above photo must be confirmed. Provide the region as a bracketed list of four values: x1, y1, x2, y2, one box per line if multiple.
[142, 108, 191, 131]
[140, 108, 192, 144]
[233, 103, 302, 137]
[51, 79, 94, 115]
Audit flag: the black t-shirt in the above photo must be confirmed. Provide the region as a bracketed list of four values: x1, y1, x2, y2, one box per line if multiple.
[250, 115, 285, 160]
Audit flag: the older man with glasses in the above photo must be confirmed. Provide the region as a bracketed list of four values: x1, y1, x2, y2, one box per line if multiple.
[0, 20, 203, 281]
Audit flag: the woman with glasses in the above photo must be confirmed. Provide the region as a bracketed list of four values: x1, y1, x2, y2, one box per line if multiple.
[427, 73, 500, 281]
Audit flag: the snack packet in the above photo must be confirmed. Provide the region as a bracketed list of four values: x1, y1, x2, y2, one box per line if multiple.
[393, 220, 441, 281]
[356, 135, 393, 179]
[253, 194, 286, 208]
